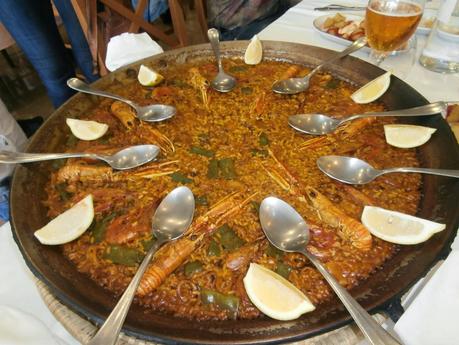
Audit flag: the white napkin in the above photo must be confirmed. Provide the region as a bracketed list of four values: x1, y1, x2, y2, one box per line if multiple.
[394, 237, 459, 345]
[105, 32, 163, 72]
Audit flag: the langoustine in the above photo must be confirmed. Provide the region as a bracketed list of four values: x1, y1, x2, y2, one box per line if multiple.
[137, 191, 259, 296]
[55, 160, 180, 185]
[262, 148, 372, 251]
[110, 101, 175, 153]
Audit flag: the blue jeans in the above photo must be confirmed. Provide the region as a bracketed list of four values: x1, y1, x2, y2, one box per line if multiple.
[0, 0, 98, 108]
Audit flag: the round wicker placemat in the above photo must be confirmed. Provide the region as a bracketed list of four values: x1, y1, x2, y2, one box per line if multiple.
[36, 278, 386, 345]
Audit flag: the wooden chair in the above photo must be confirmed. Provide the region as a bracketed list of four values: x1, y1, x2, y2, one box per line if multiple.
[71, 0, 207, 75]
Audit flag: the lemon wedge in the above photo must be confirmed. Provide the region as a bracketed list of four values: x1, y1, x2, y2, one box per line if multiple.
[66, 118, 108, 141]
[350, 71, 391, 104]
[34, 195, 94, 245]
[243, 263, 315, 320]
[138, 64, 164, 86]
[361, 206, 445, 245]
[384, 124, 437, 148]
[244, 35, 263, 65]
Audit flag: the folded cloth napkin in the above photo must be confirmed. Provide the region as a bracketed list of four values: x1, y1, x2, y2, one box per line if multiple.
[393, 239, 459, 345]
[105, 32, 163, 72]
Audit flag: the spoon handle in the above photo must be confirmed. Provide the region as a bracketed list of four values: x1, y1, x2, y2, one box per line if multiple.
[314, 4, 366, 11]
[309, 37, 367, 77]
[67, 78, 136, 108]
[382, 167, 459, 178]
[207, 28, 223, 71]
[87, 240, 164, 345]
[347, 102, 447, 122]
[0, 150, 99, 164]
[301, 249, 402, 345]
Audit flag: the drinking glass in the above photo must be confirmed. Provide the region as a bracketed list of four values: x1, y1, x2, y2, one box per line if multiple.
[378, 35, 418, 79]
[365, 0, 425, 65]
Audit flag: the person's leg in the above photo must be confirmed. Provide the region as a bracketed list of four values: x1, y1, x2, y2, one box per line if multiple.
[53, 0, 99, 83]
[0, 0, 76, 107]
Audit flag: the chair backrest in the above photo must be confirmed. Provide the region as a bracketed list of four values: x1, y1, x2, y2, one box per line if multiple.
[71, 0, 208, 75]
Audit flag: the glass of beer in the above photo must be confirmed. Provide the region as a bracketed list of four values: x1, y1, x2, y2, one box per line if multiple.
[365, 0, 425, 65]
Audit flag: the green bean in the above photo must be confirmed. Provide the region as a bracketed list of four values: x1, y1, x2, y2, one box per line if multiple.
[219, 158, 236, 180]
[275, 262, 292, 279]
[184, 261, 204, 277]
[90, 212, 117, 243]
[190, 146, 214, 157]
[207, 239, 221, 257]
[266, 243, 284, 259]
[170, 172, 193, 184]
[200, 288, 240, 317]
[141, 235, 157, 251]
[103, 245, 143, 266]
[207, 158, 237, 179]
[325, 79, 339, 89]
[228, 65, 248, 73]
[217, 224, 245, 251]
[259, 132, 269, 146]
[52, 159, 66, 170]
[207, 159, 219, 179]
[241, 87, 253, 95]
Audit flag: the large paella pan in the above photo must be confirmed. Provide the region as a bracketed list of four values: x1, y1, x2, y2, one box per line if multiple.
[10, 41, 459, 344]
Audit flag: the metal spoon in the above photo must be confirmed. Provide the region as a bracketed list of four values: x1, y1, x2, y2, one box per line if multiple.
[289, 102, 447, 135]
[88, 186, 195, 345]
[318, 155, 459, 184]
[207, 28, 236, 93]
[272, 37, 367, 95]
[67, 78, 176, 122]
[259, 196, 401, 345]
[0, 144, 160, 170]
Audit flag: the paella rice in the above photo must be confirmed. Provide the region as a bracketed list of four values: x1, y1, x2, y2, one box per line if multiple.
[44, 58, 421, 321]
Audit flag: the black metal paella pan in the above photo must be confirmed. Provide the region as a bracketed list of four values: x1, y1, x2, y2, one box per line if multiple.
[10, 41, 459, 344]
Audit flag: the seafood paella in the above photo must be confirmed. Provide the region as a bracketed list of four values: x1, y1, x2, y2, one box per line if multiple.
[44, 58, 421, 321]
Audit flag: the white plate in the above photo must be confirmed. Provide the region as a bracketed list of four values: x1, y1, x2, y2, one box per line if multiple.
[313, 11, 436, 48]
[312, 14, 370, 52]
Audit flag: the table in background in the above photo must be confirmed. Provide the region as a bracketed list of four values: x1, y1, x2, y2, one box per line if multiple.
[258, 0, 458, 102]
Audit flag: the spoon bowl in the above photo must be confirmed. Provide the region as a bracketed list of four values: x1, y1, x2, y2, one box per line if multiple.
[102, 145, 160, 170]
[259, 196, 309, 252]
[259, 196, 401, 345]
[207, 28, 236, 93]
[88, 186, 195, 345]
[0, 144, 160, 170]
[67, 78, 176, 122]
[289, 102, 447, 135]
[317, 155, 459, 184]
[272, 37, 367, 94]
[289, 113, 338, 135]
